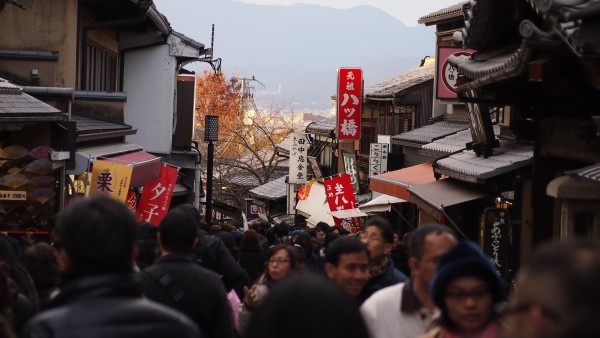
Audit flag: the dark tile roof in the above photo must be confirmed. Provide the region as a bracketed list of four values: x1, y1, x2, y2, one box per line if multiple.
[249, 176, 288, 200]
[418, 1, 469, 25]
[422, 129, 473, 154]
[365, 64, 434, 99]
[229, 174, 260, 187]
[306, 117, 336, 135]
[565, 162, 600, 183]
[72, 114, 133, 134]
[392, 121, 469, 145]
[434, 140, 533, 183]
[0, 78, 62, 117]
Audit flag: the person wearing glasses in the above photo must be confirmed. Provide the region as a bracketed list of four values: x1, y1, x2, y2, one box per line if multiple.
[236, 243, 306, 336]
[357, 216, 408, 303]
[500, 239, 600, 338]
[421, 240, 505, 338]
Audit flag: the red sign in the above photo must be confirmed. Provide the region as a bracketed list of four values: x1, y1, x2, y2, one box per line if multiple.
[323, 174, 361, 232]
[337, 67, 362, 140]
[436, 46, 476, 99]
[136, 164, 178, 226]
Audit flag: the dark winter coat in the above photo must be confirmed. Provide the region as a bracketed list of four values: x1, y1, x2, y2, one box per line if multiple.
[193, 234, 250, 299]
[239, 243, 266, 284]
[21, 273, 201, 338]
[359, 258, 408, 303]
[138, 254, 235, 338]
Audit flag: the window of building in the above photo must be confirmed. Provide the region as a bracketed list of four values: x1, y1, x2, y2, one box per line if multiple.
[85, 42, 117, 91]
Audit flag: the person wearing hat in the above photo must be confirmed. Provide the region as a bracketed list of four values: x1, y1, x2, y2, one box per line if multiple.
[421, 241, 505, 338]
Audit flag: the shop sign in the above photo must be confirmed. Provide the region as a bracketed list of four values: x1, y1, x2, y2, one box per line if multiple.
[341, 150, 360, 193]
[137, 164, 178, 226]
[369, 143, 389, 177]
[482, 207, 510, 280]
[436, 46, 476, 99]
[89, 160, 133, 202]
[324, 174, 361, 232]
[289, 133, 309, 184]
[0, 190, 26, 201]
[337, 67, 362, 140]
[245, 198, 260, 220]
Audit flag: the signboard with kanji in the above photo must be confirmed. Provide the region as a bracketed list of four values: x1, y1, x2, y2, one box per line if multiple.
[289, 133, 309, 184]
[341, 150, 360, 193]
[436, 46, 476, 99]
[323, 174, 361, 232]
[482, 208, 510, 281]
[337, 67, 362, 140]
[136, 164, 178, 226]
[369, 143, 389, 177]
[89, 160, 133, 202]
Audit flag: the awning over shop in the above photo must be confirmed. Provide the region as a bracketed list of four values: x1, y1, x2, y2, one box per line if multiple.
[330, 208, 368, 219]
[360, 193, 406, 213]
[70, 142, 161, 187]
[547, 175, 600, 199]
[296, 182, 327, 217]
[369, 163, 437, 200]
[408, 179, 487, 221]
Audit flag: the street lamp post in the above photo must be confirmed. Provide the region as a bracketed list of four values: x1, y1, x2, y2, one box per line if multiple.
[204, 115, 219, 225]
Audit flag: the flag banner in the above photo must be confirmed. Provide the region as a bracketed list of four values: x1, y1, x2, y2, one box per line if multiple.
[289, 133, 309, 184]
[369, 143, 389, 177]
[323, 174, 361, 232]
[137, 164, 178, 226]
[337, 67, 362, 140]
[126, 189, 138, 212]
[89, 160, 133, 202]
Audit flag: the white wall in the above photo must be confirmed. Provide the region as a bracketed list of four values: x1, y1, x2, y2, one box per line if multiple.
[123, 44, 175, 154]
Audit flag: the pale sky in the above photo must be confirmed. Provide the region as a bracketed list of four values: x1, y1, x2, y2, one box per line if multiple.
[237, 0, 462, 26]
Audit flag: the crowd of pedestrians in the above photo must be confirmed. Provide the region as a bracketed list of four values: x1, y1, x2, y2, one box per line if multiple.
[1, 194, 600, 338]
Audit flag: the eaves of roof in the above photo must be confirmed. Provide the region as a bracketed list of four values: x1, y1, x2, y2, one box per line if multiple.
[306, 117, 336, 136]
[392, 121, 469, 145]
[365, 65, 434, 99]
[249, 176, 288, 201]
[418, 1, 469, 25]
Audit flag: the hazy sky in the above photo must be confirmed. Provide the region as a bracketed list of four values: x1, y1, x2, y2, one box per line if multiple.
[237, 0, 462, 26]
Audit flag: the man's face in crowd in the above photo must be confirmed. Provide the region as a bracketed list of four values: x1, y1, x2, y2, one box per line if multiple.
[445, 276, 494, 335]
[410, 232, 457, 288]
[313, 229, 325, 247]
[360, 225, 391, 262]
[325, 251, 369, 297]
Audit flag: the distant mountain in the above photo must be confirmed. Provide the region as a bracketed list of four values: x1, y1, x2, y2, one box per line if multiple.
[155, 0, 435, 112]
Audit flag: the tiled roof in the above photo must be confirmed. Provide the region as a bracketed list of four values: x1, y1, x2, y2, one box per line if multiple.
[565, 162, 600, 183]
[72, 114, 133, 134]
[249, 176, 288, 200]
[0, 78, 62, 117]
[365, 64, 434, 98]
[434, 141, 533, 183]
[229, 174, 260, 187]
[276, 139, 291, 155]
[306, 117, 336, 135]
[422, 129, 473, 153]
[418, 1, 468, 25]
[392, 121, 469, 145]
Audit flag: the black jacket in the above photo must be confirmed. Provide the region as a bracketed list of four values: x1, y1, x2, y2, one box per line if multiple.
[238, 245, 266, 285]
[21, 273, 202, 338]
[138, 254, 235, 338]
[193, 235, 249, 299]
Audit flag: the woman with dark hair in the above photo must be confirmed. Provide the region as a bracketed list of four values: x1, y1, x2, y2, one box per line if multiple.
[238, 230, 266, 285]
[236, 243, 306, 336]
[244, 273, 370, 338]
[420, 241, 505, 338]
[20, 242, 62, 310]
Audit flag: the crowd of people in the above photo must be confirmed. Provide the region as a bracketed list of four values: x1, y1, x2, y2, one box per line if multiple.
[1, 195, 599, 338]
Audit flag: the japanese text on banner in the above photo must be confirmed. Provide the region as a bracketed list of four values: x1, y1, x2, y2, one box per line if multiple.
[136, 165, 178, 226]
[323, 174, 361, 233]
[289, 133, 308, 184]
[337, 67, 362, 140]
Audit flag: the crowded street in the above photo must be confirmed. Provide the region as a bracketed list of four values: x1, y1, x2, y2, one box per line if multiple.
[1, 0, 600, 337]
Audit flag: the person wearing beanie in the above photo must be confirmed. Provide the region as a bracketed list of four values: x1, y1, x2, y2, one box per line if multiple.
[421, 240, 505, 338]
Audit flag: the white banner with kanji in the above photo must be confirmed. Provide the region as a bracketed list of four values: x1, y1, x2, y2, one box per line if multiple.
[289, 133, 309, 184]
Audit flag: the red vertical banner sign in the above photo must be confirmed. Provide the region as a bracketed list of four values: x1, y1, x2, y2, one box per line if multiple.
[323, 174, 361, 233]
[136, 164, 178, 226]
[337, 67, 362, 140]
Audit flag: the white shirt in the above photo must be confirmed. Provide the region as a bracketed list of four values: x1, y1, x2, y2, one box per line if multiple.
[360, 281, 439, 338]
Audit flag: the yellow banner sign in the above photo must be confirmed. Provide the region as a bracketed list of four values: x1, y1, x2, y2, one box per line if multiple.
[89, 160, 132, 202]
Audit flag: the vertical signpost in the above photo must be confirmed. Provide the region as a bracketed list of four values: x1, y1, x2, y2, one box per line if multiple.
[482, 208, 510, 282]
[369, 143, 389, 177]
[289, 133, 308, 184]
[337, 67, 362, 140]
